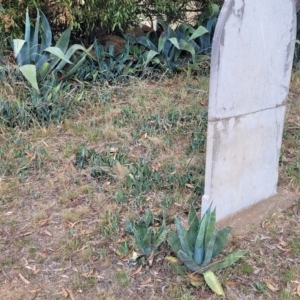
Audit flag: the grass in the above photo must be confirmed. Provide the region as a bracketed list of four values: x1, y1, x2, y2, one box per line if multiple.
[0, 73, 300, 299]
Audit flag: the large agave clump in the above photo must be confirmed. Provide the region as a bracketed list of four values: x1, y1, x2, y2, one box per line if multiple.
[12, 8, 92, 93]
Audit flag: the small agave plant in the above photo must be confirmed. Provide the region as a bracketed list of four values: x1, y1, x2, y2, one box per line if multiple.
[12, 8, 93, 93]
[125, 209, 168, 263]
[168, 205, 245, 296]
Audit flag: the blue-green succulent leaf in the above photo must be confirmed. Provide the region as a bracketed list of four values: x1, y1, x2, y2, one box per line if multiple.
[175, 217, 192, 257]
[177, 250, 199, 272]
[203, 270, 225, 296]
[167, 231, 181, 254]
[212, 227, 231, 258]
[186, 205, 199, 251]
[204, 207, 216, 249]
[212, 250, 246, 271]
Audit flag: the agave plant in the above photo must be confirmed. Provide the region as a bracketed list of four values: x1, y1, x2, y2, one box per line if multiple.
[12, 8, 93, 93]
[125, 209, 167, 258]
[168, 205, 245, 296]
[197, 3, 219, 55]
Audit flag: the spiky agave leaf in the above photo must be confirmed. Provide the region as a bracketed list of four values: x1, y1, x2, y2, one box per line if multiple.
[19, 64, 39, 93]
[177, 250, 199, 272]
[174, 216, 193, 257]
[132, 223, 152, 255]
[212, 226, 232, 258]
[167, 231, 181, 254]
[204, 207, 216, 249]
[193, 211, 208, 265]
[203, 269, 225, 296]
[212, 250, 246, 271]
[186, 205, 199, 251]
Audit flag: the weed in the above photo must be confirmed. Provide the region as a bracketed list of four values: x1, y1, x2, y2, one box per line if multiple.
[278, 289, 299, 300]
[240, 263, 253, 275]
[114, 269, 130, 286]
[62, 207, 90, 223]
[97, 248, 107, 260]
[72, 275, 97, 291]
[282, 267, 297, 283]
[255, 281, 266, 294]
[98, 210, 120, 236]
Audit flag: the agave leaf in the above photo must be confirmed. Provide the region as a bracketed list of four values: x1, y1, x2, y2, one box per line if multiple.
[19, 64, 39, 93]
[35, 52, 51, 73]
[206, 6, 219, 32]
[136, 36, 157, 51]
[193, 247, 205, 266]
[178, 39, 196, 63]
[162, 27, 176, 57]
[169, 262, 187, 275]
[38, 61, 51, 81]
[55, 27, 71, 52]
[212, 250, 246, 271]
[186, 205, 199, 251]
[176, 23, 194, 40]
[193, 212, 208, 264]
[24, 8, 31, 45]
[189, 40, 202, 54]
[132, 223, 151, 255]
[204, 207, 216, 249]
[44, 47, 72, 64]
[189, 26, 208, 41]
[154, 228, 167, 250]
[175, 217, 192, 257]
[39, 9, 52, 53]
[56, 44, 92, 70]
[144, 209, 154, 228]
[177, 250, 199, 272]
[157, 17, 168, 31]
[203, 270, 225, 296]
[202, 231, 217, 266]
[158, 34, 167, 54]
[31, 9, 40, 63]
[47, 27, 72, 72]
[141, 228, 152, 255]
[167, 231, 181, 253]
[62, 54, 88, 80]
[169, 37, 180, 50]
[212, 227, 232, 258]
[144, 50, 159, 66]
[13, 39, 26, 59]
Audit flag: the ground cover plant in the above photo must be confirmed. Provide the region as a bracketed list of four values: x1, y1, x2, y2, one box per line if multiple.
[0, 73, 300, 299]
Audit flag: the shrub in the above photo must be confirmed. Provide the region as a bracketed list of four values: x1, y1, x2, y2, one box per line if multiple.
[0, 1, 221, 40]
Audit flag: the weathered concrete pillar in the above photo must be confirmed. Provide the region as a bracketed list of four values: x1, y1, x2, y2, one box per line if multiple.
[202, 0, 297, 221]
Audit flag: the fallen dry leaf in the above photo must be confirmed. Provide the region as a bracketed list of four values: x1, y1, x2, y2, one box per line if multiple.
[18, 273, 30, 284]
[131, 265, 143, 276]
[62, 287, 68, 298]
[225, 281, 241, 286]
[277, 245, 291, 252]
[189, 274, 203, 287]
[44, 230, 52, 237]
[20, 232, 32, 237]
[264, 280, 279, 292]
[140, 277, 151, 285]
[279, 240, 288, 247]
[3, 211, 13, 216]
[82, 270, 93, 278]
[67, 289, 75, 300]
[165, 256, 178, 263]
